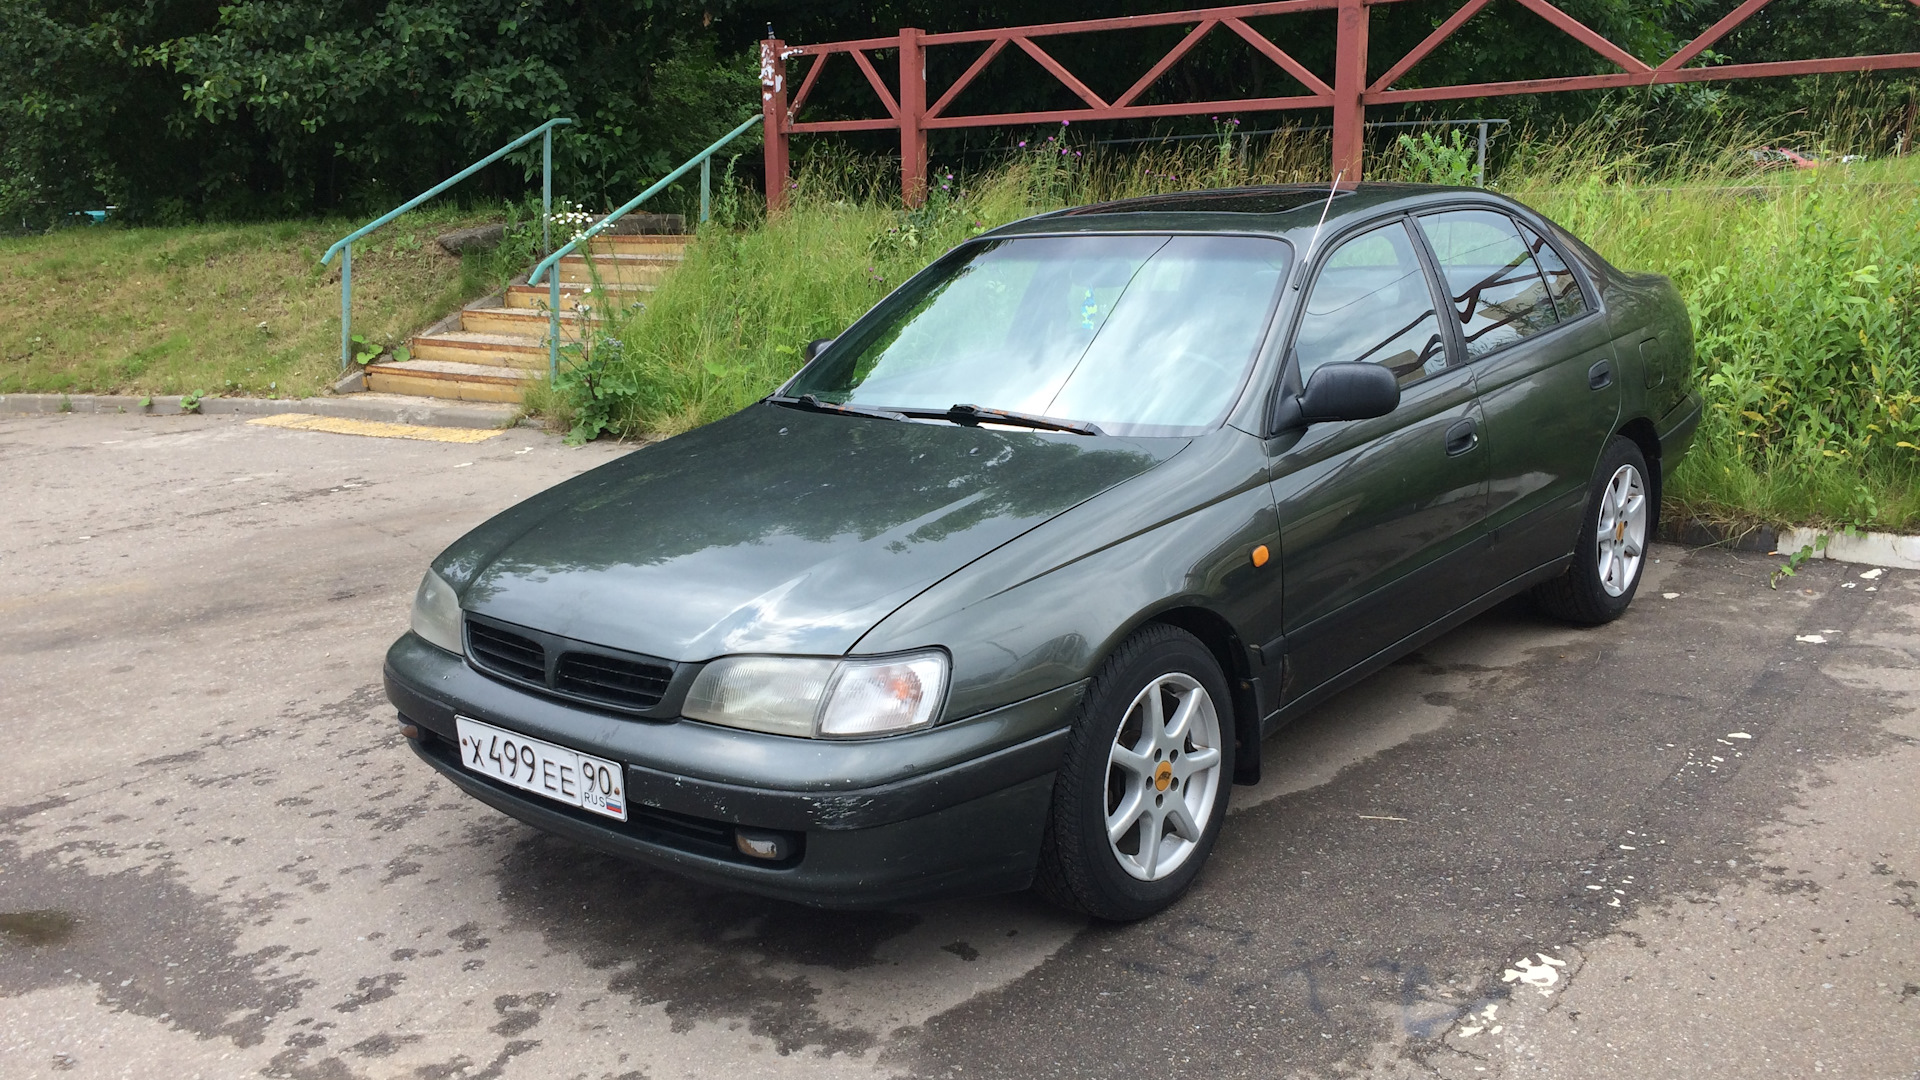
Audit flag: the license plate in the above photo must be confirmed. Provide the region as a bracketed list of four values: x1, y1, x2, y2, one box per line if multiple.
[454, 716, 627, 822]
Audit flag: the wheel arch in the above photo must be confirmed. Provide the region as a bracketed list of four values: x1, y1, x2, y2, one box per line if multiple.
[1142, 605, 1263, 786]
[1614, 415, 1662, 534]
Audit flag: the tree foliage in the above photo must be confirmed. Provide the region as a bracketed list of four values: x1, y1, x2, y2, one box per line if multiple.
[2, 0, 1917, 228]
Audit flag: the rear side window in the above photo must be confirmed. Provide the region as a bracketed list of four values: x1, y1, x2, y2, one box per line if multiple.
[1294, 220, 1449, 388]
[1417, 209, 1559, 360]
[1518, 221, 1589, 321]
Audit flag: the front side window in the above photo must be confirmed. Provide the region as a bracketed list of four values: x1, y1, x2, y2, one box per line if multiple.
[1418, 209, 1559, 360]
[787, 234, 1291, 437]
[1294, 220, 1448, 388]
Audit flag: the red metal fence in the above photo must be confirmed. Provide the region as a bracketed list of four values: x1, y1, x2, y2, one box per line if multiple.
[759, 0, 1920, 206]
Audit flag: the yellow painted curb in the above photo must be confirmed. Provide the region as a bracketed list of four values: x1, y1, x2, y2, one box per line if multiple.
[247, 413, 505, 444]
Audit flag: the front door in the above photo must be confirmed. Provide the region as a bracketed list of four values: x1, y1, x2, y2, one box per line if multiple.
[1266, 218, 1489, 702]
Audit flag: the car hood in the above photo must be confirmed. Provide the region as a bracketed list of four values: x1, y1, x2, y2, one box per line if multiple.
[446, 404, 1184, 659]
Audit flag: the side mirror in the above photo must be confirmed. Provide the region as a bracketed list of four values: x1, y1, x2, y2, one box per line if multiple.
[802, 337, 836, 362]
[1295, 362, 1400, 425]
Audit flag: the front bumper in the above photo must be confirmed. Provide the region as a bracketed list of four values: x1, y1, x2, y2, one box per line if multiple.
[384, 632, 1084, 907]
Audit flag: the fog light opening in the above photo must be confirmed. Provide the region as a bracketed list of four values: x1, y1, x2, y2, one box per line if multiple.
[399, 722, 421, 740]
[734, 829, 790, 861]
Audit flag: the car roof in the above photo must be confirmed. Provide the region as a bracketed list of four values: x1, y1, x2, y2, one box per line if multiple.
[983, 183, 1523, 242]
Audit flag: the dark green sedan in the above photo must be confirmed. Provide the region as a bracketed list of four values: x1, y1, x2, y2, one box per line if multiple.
[385, 184, 1699, 920]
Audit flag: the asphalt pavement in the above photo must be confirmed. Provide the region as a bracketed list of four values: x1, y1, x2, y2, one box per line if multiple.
[2, 412, 1915, 1080]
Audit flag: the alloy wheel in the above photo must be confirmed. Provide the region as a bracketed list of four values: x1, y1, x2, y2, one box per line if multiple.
[1595, 463, 1647, 597]
[1105, 672, 1224, 881]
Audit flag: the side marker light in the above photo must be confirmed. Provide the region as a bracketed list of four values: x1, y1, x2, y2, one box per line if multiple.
[1251, 545, 1270, 568]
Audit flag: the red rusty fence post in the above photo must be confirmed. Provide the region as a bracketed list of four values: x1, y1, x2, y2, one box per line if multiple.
[760, 37, 790, 212]
[760, 0, 1920, 209]
[1331, 0, 1369, 182]
[900, 28, 930, 206]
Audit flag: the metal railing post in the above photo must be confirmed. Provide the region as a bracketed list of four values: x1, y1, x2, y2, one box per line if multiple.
[339, 244, 352, 373]
[700, 156, 712, 223]
[549, 276, 562, 380]
[543, 128, 554, 254]
[1476, 121, 1488, 186]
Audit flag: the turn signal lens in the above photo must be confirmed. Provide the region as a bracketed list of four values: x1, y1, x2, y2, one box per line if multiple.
[819, 652, 948, 738]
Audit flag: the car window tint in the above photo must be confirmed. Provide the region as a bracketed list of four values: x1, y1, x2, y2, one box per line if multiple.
[1294, 220, 1448, 388]
[1518, 221, 1589, 320]
[1418, 209, 1559, 360]
[788, 234, 1290, 437]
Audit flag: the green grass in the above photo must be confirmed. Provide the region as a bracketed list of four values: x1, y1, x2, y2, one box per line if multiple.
[0, 205, 523, 399]
[563, 126, 1920, 532]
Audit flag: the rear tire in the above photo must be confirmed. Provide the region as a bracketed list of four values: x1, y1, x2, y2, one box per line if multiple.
[1532, 436, 1651, 625]
[1035, 625, 1234, 922]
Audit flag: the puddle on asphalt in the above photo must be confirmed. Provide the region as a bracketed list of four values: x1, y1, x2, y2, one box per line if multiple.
[0, 909, 76, 945]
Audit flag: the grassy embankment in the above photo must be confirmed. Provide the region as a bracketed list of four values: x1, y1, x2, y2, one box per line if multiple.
[559, 131, 1920, 533]
[0, 206, 518, 399]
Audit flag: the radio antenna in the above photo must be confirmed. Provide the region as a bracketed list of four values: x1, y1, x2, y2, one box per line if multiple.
[1295, 168, 1346, 287]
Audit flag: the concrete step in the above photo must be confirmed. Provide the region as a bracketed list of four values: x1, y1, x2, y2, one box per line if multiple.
[364, 359, 537, 404]
[410, 330, 547, 370]
[557, 251, 679, 286]
[460, 306, 599, 337]
[587, 234, 690, 256]
[504, 282, 653, 311]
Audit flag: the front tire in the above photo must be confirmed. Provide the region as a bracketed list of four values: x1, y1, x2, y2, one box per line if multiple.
[1532, 436, 1651, 625]
[1035, 625, 1234, 921]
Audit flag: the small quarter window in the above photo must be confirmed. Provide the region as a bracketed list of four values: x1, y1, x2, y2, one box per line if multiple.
[1295, 221, 1448, 388]
[1418, 209, 1559, 360]
[1518, 221, 1589, 321]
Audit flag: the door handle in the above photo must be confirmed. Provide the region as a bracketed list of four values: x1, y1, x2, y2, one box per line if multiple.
[1588, 359, 1614, 390]
[1444, 418, 1478, 456]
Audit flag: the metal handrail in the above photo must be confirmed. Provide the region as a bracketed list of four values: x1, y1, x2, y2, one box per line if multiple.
[321, 117, 574, 373]
[530, 114, 762, 378]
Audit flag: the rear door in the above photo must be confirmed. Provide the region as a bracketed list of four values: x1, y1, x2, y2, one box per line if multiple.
[1266, 216, 1488, 702]
[1413, 208, 1620, 578]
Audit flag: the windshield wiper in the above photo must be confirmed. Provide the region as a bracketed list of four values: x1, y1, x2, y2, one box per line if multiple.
[769, 394, 908, 422]
[932, 403, 1104, 437]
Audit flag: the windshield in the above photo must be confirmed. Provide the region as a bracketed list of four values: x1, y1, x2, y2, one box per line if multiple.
[784, 233, 1291, 437]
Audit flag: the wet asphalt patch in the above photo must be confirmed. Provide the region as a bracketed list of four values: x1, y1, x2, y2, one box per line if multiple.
[494, 833, 924, 1056]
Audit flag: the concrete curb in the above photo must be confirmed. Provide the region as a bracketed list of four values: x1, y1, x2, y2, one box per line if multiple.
[1660, 515, 1920, 572]
[1779, 525, 1920, 572]
[0, 392, 524, 430]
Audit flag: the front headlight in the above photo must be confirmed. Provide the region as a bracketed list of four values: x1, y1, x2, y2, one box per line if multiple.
[410, 569, 465, 655]
[683, 651, 948, 738]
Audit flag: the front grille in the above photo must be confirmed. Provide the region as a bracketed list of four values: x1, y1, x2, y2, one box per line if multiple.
[554, 652, 673, 710]
[467, 621, 545, 683]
